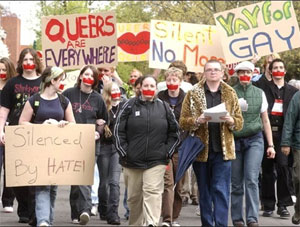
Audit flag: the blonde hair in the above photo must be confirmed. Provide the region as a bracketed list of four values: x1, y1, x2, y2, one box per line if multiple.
[164, 67, 183, 80]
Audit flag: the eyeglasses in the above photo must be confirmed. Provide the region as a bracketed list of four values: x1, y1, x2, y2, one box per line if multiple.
[237, 70, 252, 75]
[204, 68, 222, 73]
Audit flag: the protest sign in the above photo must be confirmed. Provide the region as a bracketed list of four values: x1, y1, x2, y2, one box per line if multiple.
[214, 1, 300, 64]
[149, 20, 225, 72]
[5, 124, 95, 186]
[117, 23, 150, 62]
[42, 11, 118, 70]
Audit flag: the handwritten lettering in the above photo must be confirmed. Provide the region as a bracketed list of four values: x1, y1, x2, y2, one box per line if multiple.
[15, 159, 38, 184]
[48, 158, 85, 176]
[13, 127, 83, 149]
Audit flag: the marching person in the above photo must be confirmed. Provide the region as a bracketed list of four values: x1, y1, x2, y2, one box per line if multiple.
[158, 67, 186, 227]
[179, 60, 243, 226]
[0, 48, 43, 224]
[19, 66, 75, 226]
[281, 90, 300, 225]
[114, 75, 180, 226]
[231, 61, 275, 227]
[260, 59, 297, 218]
[98, 81, 127, 225]
[63, 65, 108, 225]
[0, 57, 17, 213]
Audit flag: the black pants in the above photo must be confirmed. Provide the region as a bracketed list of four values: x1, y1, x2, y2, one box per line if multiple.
[69, 185, 92, 220]
[2, 147, 15, 207]
[261, 130, 294, 210]
[13, 186, 35, 220]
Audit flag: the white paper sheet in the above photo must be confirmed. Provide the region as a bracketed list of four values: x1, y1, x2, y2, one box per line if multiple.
[203, 103, 228, 122]
[238, 98, 248, 112]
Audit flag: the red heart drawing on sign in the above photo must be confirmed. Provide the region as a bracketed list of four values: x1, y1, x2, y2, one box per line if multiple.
[118, 31, 150, 55]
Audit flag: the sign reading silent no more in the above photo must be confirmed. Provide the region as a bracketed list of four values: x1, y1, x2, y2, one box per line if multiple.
[5, 124, 95, 187]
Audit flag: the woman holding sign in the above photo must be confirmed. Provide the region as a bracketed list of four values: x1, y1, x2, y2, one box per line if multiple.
[19, 66, 75, 226]
[63, 65, 108, 225]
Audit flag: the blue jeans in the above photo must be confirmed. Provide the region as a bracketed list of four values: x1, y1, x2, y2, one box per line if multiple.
[35, 186, 57, 226]
[69, 185, 92, 220]
[231, 132, 264, 224]
[193, 152, 231, 227]
[91, 162, 99, 205]
[97, 144, 121, 220]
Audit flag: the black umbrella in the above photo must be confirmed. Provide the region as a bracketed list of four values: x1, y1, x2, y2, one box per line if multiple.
[175, 134, 204, 184]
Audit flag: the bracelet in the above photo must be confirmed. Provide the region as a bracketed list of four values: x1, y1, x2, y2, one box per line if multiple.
[268, 145, 274, 148]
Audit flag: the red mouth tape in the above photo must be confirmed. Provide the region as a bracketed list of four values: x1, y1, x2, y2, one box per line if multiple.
[0, 73, 6, 79]
[118, 31, 150, 55]
[23, 64, 36, 70]
[272, 71, 285, 77]
[239, 75, 251, 82]
[59, 84, 65, 90]
[130, 78, 136, 85]
[83, 77, 94, 85]
[142, 89, 155, 96]
[111, 92, 121, 99]
[167, 84, 179, 90]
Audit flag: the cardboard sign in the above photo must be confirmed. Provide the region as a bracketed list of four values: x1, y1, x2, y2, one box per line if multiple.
[62, 70, 80, 91]
[117, 23, 150, 62]
[42, 12, 118, 70]
[5, 124, 95, 186]
[214, 1, 300, 64]
[149, 20, 225, 72]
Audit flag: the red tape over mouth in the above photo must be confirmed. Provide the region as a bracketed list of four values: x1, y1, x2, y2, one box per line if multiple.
[0, 73, 6, 79]
[111, 92, 121, 99]
[83, 77, 94, 85]
[142, 89, 155, 96]
[167, 84, 179, 90]
[272, 71, 285, 77]
[59, 84, 65, 90]
[239, 75, 251, 82]
[23, 64, 36, 70]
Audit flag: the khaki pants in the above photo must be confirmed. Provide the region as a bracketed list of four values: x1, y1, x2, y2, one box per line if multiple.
[123, 165, 166, 226]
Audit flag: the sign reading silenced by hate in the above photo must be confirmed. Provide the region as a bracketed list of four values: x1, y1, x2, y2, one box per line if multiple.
[42, 12, 118, 70]
[214, 1, 300, 64]
[149, 20, 225, 72]
[5, 124, 95, 186]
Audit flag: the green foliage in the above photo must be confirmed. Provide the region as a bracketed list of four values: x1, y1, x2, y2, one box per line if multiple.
[35, 0, 300, 81]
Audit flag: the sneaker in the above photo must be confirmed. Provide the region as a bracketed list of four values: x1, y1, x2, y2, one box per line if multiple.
[3, 206, 13, 213]
[39, 222, 49, 226]
[195, 206, 200, 216]
[161, 222, 171, 227]
[79, 212, 90, 225]
[72, 219, 79, 224]
[172, 221, 180, 226]
[91, 205, 98, 216]
[277, 206, 290, 218]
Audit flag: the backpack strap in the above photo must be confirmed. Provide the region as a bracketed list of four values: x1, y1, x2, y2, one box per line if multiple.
[57, 93, 68, 111]
[31, 93, 41, 122]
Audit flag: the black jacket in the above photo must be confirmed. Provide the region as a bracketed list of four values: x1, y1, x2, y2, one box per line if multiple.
[114, 96, 180, 169]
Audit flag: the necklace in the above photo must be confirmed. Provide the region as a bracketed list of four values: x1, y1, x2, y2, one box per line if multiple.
[110, 104, 119, 118]
[78, 90, 92, 113]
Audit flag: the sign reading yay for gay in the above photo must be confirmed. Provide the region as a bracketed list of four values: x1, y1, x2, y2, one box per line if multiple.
[42, 11, 118, 70]
[214, 1, 300, 64]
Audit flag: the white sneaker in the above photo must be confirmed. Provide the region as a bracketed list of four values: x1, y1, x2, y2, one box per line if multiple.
[172, 221, 180, 226]
[72, 219, 79, 224]
[3, 206, 13, 213]
[39, 222, 49, 226]
[91, 205, 97, 216]
[79, 212, 90, 225]
[161, 221, 171, 227]
[195, 206, 201, 216]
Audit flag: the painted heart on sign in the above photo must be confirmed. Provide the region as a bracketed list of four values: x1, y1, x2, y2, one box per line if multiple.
[118, 31, 150, 55]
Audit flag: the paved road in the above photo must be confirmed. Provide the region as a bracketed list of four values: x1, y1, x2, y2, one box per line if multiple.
[0, 173, 297, 226]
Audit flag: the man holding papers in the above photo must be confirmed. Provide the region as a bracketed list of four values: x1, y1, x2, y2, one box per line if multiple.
[180, 60, 243, 226]
[231, 61, 275, 227]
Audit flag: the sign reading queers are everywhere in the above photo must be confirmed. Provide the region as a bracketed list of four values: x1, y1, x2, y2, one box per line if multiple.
[214, 1, 300, 64]
[5, 124, 95, 186]
[42, 11, 118, 70]
[149, 20, 225, 72]
[117, 23, 150, 62]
